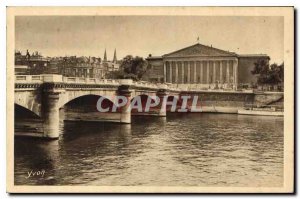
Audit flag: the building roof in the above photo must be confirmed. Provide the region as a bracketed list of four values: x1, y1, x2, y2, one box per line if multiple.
[238, 54, 270, 58]
[146, 56, 163, 60]
[163, 43, 237, 58]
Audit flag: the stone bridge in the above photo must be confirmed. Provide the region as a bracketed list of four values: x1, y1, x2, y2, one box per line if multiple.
[15, 75, 282, 139]
[15, 75, 182, 138]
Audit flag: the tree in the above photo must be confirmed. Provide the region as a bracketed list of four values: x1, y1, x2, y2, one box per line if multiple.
[106, 70, 126, 79]
[268, 63, 284, 84]
[251, 59, 284, 85]
[251, 59, 270, 84]
[119, 55, 148, 81]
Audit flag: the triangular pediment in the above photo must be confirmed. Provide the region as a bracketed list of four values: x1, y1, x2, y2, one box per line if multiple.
[163, 43, 237, 58]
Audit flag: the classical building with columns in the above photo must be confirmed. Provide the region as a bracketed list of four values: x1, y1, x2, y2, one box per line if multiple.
[145, 43, 270, 89]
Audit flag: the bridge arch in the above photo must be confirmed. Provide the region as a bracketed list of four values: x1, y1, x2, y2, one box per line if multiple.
[14, 103, 41, 118]
[58, 89, 118, 109]
[60, 94, 119, 113]
[166, 95, 180, 103]
[130, 94, 158, 112]
[166, 95, 182, 112]
[14, 100, 41, 117]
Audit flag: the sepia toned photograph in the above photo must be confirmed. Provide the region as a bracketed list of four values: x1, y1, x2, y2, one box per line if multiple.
[6, 7, 294, 193]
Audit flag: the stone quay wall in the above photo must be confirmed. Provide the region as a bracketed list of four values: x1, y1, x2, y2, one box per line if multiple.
[180, 91, 283, 113]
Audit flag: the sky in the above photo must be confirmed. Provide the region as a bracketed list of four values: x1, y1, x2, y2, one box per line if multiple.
[15, 16, 284, 63]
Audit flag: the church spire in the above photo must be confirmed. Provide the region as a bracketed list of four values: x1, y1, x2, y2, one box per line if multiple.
[103, 49, 107, 62]
[113, 48, 117, 63]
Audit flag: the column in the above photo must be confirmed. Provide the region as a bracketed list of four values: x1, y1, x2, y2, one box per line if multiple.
[193, 61, 197, 83]
[232, 60, 235, 84]
[200, 61, 203, 84]
[187, 61, 191, 83]
[42, 92, 60, 139]
[163, 62, 166, 83]
[226, 60, 230, 83]
[213, 61, 216, 83]
[206, 61, 210, 84]
[219, 61, 223, 84]
[175, 62, 178, 83]
[234, 59, 238, 88]
[169, 62, 172, 83]
[181, 61, 184, 83]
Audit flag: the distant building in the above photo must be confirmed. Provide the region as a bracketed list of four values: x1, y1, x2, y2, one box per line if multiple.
[15, 51, 28, 75]
[14, 49, 120, 79]
[145, 43, 270, 89]
[144, 55, 164, 82]
[102, 48, 120, 73]
[15, 65, 29, 75]
[15, 50, 50, 75]
[47, 57, 61, 74]
[59, 49, 120, 78]
[58, 56, 104, 78]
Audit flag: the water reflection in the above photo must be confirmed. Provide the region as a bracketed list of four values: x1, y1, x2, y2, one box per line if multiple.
[14, 139, 59, 185]
[15, 113, 283, 187]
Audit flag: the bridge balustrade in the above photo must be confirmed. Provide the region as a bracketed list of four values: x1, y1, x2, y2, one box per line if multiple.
[15, 75, 257, 93]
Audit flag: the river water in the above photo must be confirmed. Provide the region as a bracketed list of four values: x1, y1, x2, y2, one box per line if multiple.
[14, 113, 283, 187]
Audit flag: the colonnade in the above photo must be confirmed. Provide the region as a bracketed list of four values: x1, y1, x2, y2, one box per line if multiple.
[163, 60, 238, 85]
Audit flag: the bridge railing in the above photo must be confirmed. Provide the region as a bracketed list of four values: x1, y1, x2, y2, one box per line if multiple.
[15, 75, 120, 85]
[15, 75, 44, 83]
[134, 81, 157, 89]
[15, 75, 172, 90]
[62, 76, 121, 85]
[15, 75, 257, 93]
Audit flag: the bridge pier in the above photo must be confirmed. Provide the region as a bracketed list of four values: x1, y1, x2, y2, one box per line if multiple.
[156, 89, 168, 117]
[117, 84, 132, 124]
[42, 92, 60, 139]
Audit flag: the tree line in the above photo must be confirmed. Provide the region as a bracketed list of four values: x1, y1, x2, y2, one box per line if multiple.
[251, 59, 284, 85]
[107, 55, 148, 81]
